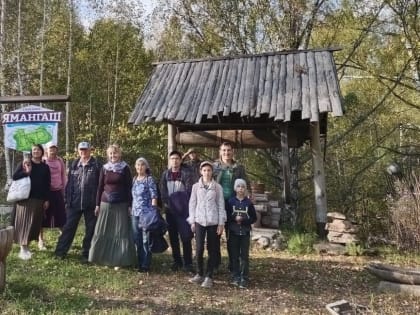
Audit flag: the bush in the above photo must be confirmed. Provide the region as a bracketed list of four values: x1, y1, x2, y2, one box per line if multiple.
[287, 232, 316, 254]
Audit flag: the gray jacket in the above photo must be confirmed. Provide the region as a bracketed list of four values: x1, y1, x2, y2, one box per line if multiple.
[187, 178, 226, 226]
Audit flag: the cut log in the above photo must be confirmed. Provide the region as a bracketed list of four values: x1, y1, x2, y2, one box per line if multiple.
[270, 207, 281, 214]
[327, 212, 346, 220]
[253, 193, 268, 202]
[378, 281, 420, 297]
[254, 203, 268, 212]
[366, 262, 420, 285]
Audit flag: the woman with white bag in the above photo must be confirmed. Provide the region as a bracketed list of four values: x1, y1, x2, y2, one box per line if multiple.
[12, 144, 51, 260]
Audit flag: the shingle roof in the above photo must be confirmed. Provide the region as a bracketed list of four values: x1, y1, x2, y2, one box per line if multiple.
[129, 48, 343, 127]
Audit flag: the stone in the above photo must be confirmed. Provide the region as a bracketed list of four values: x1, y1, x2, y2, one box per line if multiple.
[326, 219, 359, 233]
[256, 236, 270, 249]
[314, 242, 347, 255]
[327, 231, 358, 244]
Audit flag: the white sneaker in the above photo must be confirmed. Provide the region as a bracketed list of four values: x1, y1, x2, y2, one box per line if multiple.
[38, 241, 47, 251]
[188, 274, 204, 284]
[18, 248, 32, 260]
[201, 277, 213, 288]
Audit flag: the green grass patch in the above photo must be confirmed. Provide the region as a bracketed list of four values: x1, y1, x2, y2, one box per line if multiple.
[1, 226, 419, 314]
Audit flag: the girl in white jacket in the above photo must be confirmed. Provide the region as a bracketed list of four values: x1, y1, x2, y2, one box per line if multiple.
[187, 161, 226, 288]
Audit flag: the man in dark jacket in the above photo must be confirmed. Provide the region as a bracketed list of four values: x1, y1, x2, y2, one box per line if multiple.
[55, 141, 101, 262]
[160, 150, 194, 272]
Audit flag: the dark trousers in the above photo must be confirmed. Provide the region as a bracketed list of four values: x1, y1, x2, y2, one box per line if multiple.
[131, 216, 151, 270]
[166, 212, 192, 267]
[214, 201, 229, 269]
[55, 207, 97, 258]
[195, 224, 219, 278]
[227, 232, 250, 281]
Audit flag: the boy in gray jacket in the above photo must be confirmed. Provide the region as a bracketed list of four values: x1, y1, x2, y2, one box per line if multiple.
[187, 161, 226, 288]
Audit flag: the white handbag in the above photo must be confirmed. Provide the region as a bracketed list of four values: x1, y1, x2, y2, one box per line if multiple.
[7, 176, 31, 203]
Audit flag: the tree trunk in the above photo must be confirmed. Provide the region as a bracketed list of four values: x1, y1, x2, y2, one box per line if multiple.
[109, 42, 119, 144]
[65, 0, 73, 165]
[39, 0, 47, 98]
[0, 0, 12, 190]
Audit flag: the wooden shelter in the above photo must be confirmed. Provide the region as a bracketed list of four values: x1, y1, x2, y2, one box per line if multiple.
[129, 48, 344, 231]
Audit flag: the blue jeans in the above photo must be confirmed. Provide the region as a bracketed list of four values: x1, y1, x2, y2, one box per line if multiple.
[132, 216, 151, 270]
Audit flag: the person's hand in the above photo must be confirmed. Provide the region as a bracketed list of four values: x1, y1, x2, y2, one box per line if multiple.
[191, 223, 195, 233]
[235, 215, 243, 224]
[23, 161, 32, 174]
[217, 225, 224, 235]
[43, 201, 49, 210]
[94, 206, 100, 216]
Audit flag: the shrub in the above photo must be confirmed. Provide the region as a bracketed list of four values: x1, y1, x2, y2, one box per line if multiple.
[287, 232, 316, 254]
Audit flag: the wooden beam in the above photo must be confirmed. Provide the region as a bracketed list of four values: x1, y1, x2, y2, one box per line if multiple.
[176, 129, 303, 148]
[280, 123, 291, 204]
[0, 95, 70, 104]
[167, 124, 177, 166]
[310, 121, 328, 237]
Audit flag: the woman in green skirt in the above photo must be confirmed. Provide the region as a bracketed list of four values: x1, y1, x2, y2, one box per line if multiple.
[89, 144, 136, 268]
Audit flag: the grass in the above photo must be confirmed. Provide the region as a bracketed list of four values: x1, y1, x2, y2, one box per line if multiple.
[1, 226, 420, 314]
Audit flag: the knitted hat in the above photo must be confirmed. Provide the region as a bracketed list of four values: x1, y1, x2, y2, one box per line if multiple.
[234, 178, 247, 190]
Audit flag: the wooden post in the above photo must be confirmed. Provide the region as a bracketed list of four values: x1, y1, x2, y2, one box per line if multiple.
[167, 123, 177, 165]
[0, 226, 14, 293]
[280, 123, 291, 204]
[310, 121, 327, 238]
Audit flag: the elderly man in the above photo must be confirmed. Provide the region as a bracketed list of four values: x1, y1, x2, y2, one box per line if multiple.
[55, 141, 102, 263]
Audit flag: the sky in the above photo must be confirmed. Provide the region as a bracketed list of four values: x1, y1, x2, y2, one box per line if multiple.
[77, 0, 156, 30]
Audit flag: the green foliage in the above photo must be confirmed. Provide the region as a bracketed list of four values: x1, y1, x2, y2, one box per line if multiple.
[287, 232, 317, 255]
[345, 243, 364, 256]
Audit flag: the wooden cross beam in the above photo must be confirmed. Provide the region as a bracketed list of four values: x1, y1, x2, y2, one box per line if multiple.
[0, 95, 70, 104]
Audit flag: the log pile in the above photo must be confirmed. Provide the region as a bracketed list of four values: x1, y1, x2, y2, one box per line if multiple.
[252, 193, 283, 229]
[366, 262, 420, 297]
[250, 183, 284, 249]
[326, 212, 359, 244]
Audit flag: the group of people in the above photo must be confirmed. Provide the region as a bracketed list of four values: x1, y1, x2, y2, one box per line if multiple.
[11, 141, 257, 289]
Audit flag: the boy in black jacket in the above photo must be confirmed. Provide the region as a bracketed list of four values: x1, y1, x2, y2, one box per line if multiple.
[226, 178, 257, 288]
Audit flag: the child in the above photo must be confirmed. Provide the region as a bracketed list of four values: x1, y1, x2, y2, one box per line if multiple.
[226, 178, 257, 288]
[187, 161, 226, 288]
